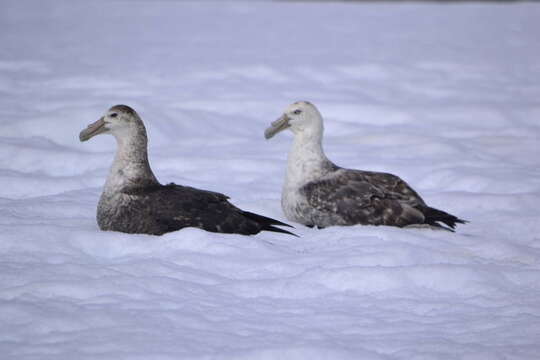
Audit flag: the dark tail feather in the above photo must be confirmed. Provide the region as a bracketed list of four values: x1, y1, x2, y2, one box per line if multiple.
[242, 211, 294, 228]
[424, 207, 468, 230]
[264, 225, 299, 237]
[242, 211, 298, 237]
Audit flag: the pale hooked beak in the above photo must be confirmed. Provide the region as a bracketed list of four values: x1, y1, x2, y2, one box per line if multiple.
[79, 117, 107, 142]
[264, 114, 290, 139]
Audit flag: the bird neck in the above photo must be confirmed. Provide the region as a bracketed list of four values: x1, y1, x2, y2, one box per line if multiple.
[286, 130, 333, 187]
[104, 131, 159, 194]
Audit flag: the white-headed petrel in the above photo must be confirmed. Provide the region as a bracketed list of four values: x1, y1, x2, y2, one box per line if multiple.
[265, 101, 466, 231]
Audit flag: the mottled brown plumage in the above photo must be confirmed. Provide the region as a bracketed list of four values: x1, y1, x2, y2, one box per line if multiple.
[265, 101, 467, 231]
[301, 168, 464, 230]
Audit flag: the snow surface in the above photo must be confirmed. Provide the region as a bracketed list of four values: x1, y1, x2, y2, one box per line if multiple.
[1, 1, 540, 359]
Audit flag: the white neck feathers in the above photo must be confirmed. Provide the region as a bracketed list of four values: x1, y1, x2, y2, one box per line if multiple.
[104, 128, 158, 194]
[285, 125, 332, 188]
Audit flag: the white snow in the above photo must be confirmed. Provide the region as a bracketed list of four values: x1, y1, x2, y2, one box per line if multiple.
[1, 1, 540, 359]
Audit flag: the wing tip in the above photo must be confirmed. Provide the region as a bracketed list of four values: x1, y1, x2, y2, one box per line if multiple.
[423, 207, 468, 231]
[241, 210, 297, 236]
[264, 225, 299, 237]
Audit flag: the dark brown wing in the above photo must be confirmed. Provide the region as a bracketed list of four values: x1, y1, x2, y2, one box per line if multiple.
[119, 183, 294, 236]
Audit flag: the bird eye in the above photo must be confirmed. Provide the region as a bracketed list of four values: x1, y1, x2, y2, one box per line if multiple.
[110, 113, 118, 118]
[293, 109, 302, 115]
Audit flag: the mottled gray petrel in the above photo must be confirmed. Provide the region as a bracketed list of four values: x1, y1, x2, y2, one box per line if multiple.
[80, 105, 294, 236]
[265, 101, 466, 231]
